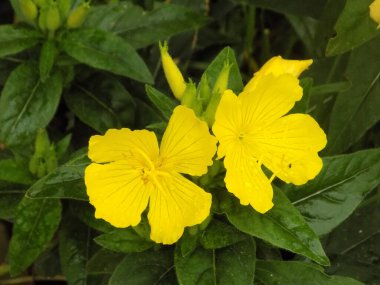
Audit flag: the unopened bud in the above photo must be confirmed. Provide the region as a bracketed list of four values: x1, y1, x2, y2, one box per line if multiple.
[212, 61, 231, 95]
[198, 74, 211, 108]
[180, 82, 201, 115]
[46, 145, 57, 173]
[28, 154, 40, 175]
[33, 0, 46, 7]
[66, 2, 90, 29]
[57, 0, 73, 19]
[35, 128, 50, 156]
[20, 0, 38, 23]
[159, 41, 187, 100]
[46, 2, 61, 32]
[37, 161, 47, 178]
[38, 7, 48, 31]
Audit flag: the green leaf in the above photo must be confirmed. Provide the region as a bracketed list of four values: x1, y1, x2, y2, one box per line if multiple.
[84, 3, 209, 49]
[0, 158, 34, 185]
[145, 85, 177, 121]
[255, 260, 364, 285]
[64, 77, 136, 133]
[0, 61, 62, 147]
[0, 188, 24, 220]
[8, 197, 61, 276]
[231, 0, 327, 18]
[199, 219, 247, 249]
[285, 148, 380, 236]
[219, 189, 329, 266]
[326, 0, 380, 56]
[94, 228, 154, 253]
[203, 46, 243, 94]
[26, 150, 89, 200]
[86, 249, 125, 285]
[55, 134, 72, 161]
[59, 215, 92, 285]
[0, 25, 41, 58]
[39, 40, 58, 82]
[175, 238, 256, 285]
[326, 37, 380, 154]
[109, 249, 176, 285]
[61, 28, 153, 83]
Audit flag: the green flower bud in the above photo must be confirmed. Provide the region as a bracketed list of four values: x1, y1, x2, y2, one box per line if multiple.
[28, 154, 40, 175]
[38, 7, 48, 31]
[211, 61, 231, 95]
[46, 2, 61, 32]
[35, 128, 50, 156]
[181, 82, 201, 115]
[20, 0, 38, 23]
[57, 0, 73, 19]
[33, 0, 46, 7]
[46, 145, 57, 173]
[66, 2, 90, 29]
[37, 161, 47, 178]
[198, 74, 211, 108]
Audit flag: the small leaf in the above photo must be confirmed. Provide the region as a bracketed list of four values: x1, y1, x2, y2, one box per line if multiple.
[39, 40, 58, 82]
[59, 215, 92, 285]
[203, 46, 243, 94]
[26, 150, 89, 200]
[219, 189, 329, 266]
[61, 28, 153, 83]
[0, 61, 62, 147]
[145, 85, 177, 121]
[285, 148, 380, 236]
[200, 219, 247, 249]
[0, 25, 41, 58]
[94, 228, 154, 253]
[8, 197, 61, 276]
[255, 260, 364, 285]
[0, 158, 34, 185]
[326, 0, 380, 56]
[175, 238, 256, 285]
[109, 249, 176, 285]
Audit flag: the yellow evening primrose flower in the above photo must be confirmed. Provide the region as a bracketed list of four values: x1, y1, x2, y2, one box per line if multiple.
[85, 105, 217, 244]
[370, 0, 380, 28]
[212, 57, 326, 214]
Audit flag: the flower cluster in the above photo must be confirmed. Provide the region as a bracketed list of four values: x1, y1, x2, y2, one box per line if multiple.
[85, 45, 327, 244]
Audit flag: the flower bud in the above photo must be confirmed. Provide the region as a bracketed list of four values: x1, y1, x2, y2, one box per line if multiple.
[33, 0, 46, 7]
[66, 2, 90, 29]
[57, 0, 73, 19]
[28, 154, 40, 175]
[159, 41, 187, 100]
[198, 74, 211, 108]
[38, 7, 48, 31]
[180, 82, 202, 115]
[211, 61, 231, 95]
[370, 0, 380, 28]
[46, 145, 57, 173]
[20, 0, 38, 23]
[35, 128, 50, 156]
[46, 2, 61, 32]
[37, 161, 47, 178]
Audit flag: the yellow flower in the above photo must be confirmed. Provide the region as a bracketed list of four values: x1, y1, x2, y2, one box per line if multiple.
[212, 57, 326, 214]
[370, 0, 380, 28]
[85, 106, 216, 244]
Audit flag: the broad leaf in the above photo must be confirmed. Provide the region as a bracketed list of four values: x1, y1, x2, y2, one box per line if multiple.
[219, 190, 329, 265]
[59, 215, 92, 285]
[255, 260, 364, 285]
[285, 148, 380, 236]
[94, 228, 154, 253]
[175, 238, 256, 285]
[0, 61, 62, 147]
[27, 150, 89, 200]
[84, 3, 209, 49]
[0, 25, 41, 58]
[61, 28, 153, 83]
[326, 37, 380, 153]
[0, 187, 24, 220]
[109, 249, 176, 285]
[8, 197, 61, 276]
[145, 85, 177, 121]
[326, 0, 380, 56]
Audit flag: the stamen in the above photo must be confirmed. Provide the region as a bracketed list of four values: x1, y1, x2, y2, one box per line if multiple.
[132, 147, 155, 170]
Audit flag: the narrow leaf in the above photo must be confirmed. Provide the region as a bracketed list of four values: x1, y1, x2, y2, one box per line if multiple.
[145, 85, 177, 121]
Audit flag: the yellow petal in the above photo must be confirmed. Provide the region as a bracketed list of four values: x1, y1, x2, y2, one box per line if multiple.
[244, 56, 312, 92]
[370, 0, 380, 28]
[159, 105, 217, 176]
[88, 128, 159, 165]
[84, 161, 151, 228]
[148, 172, 211, 244]
[251, 114, 327, 185]
[224, 145, 273, 213]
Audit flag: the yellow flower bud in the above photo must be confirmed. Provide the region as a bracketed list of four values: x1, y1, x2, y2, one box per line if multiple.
[370, 0, 380, 28]
[159, 41, 187, 100]
[46, 3, 61, 32]
[66, 2, 90, 29]
[20, 0, 38, 23]
[211, 62, 231, 95]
